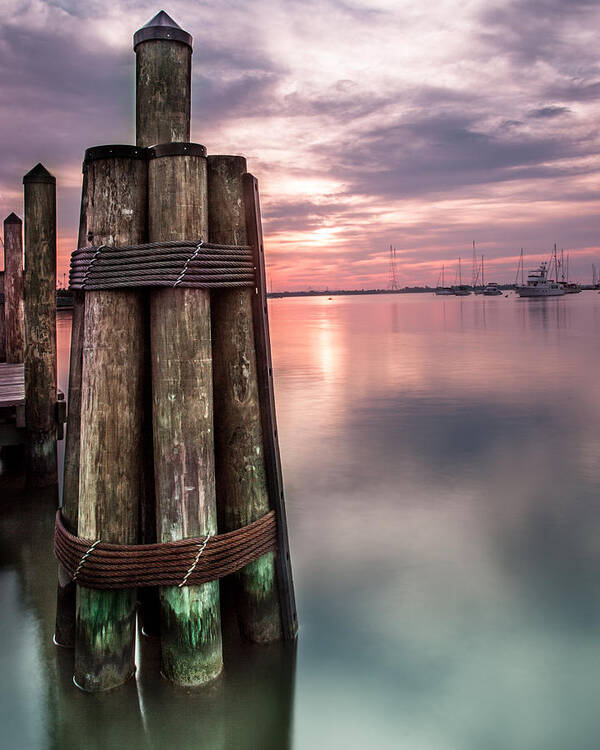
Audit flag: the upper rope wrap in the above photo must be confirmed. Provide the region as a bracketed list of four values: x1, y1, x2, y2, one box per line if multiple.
[69, 240, 256, 291]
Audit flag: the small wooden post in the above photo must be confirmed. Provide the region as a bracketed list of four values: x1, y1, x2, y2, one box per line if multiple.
[74, 146, 147, 691]
[3, 213, 24, 364]
[148, 143, 223, 685]
[243, 174, 298, 640]
[208, 155, 282, 642]
[0, 272, 5, 362]
[55, 168, 88, 647]
[134, 11, 192, 148]
[23, 164, 57, 486]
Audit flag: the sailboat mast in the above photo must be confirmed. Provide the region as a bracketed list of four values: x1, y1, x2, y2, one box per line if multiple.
[481, 254, 485, 287]
[459, 256, 462, 285]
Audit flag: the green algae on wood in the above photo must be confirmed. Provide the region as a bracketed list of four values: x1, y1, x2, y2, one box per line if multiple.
[208, 155, 282, 642]
[159, 583, 222, 685]
[75, 588, 137, 691]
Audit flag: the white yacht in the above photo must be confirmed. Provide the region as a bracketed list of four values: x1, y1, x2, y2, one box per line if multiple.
[517, 262, 564, 297]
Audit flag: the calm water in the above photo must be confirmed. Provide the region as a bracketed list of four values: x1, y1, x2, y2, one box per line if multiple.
[2, 292, 600, 749]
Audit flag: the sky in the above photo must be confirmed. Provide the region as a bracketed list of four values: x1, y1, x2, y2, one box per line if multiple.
[1, 0, 600, 290]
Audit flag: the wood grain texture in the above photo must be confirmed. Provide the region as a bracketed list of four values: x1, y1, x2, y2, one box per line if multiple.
[135, 40, 191, 148]
[208, 155, 282, 642]
[149, 151, 223, 685]
[3, 214, 24, 364]
[23, 166, 57, 486]
[74, 154, 147, 691]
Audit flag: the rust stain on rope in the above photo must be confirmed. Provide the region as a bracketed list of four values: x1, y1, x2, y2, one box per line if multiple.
[54, 510, 277, 589]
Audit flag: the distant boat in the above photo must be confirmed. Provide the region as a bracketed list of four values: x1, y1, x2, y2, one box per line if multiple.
[479, 255, 502, 295]
[452, 257, 471, 296]
[517, 262, 564, 297]
[472, 244, 485, 294]
[435, 264, 454, 295]
[483, 282, 503, 296]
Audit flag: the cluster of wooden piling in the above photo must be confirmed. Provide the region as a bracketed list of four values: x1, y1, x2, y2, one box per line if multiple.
[0, 168, 62, 483]
[55, 11, 296, 692]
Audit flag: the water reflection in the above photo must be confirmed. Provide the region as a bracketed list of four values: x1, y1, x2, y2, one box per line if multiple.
[269, 292, 600, 749]
[2, 293, 600, 749]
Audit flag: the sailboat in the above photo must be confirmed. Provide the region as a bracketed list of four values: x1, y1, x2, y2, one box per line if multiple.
[453, 256, 471, 295]
[435, 264, 454, 295]
[472, 242, 485, 294]
[559, 250, 581, 293]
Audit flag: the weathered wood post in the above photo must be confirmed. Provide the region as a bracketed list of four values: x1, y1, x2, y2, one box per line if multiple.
[148, 144, 223, 686]
[135, 11, 191, 147]
[135, 11, 223, 685]
[23, 164, 57, 486]
[3, 213, 24, 364]
[134, 10, 193, 637]
[74, 146, 147, 691]
[243, 174, 298, 641]
[208, 155, 282, 642]
[55, 169, 88, 647]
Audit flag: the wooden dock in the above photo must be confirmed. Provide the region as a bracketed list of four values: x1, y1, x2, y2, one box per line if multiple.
[0, 363, 64, 446]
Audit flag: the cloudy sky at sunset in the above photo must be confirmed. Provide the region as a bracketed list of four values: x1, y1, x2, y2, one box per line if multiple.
[2, 0, 600, 289]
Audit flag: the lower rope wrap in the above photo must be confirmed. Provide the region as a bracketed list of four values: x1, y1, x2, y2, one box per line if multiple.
[54, 510, 277, 589]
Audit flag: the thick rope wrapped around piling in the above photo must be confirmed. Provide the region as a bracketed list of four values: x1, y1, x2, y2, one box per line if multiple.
[69, 240, 256, 290]
[54, 510, 277, 589]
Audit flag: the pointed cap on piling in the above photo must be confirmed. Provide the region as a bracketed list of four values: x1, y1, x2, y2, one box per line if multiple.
[23, 163, 55, 185]
[4, 212, 22, 224]
[133, 10, 193, 51]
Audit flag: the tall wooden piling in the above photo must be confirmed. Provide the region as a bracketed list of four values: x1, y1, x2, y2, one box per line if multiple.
[74, 147, 147, 691]
[135, 11, 222, 685]
[208, 155, 282, 642]
[134, 10, 193, 637]
[148, 144, 223, 685]
[3, 213, 24, 364]
[55, 169, 88, 648]
[23, 164, 57, 486]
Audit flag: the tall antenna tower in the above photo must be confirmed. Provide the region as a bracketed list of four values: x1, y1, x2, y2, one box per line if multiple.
[388, 244, 399, 290]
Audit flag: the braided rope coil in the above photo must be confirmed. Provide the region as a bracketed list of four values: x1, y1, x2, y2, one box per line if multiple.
[69, 240, 257, 291]
[54, 510, 277, 589]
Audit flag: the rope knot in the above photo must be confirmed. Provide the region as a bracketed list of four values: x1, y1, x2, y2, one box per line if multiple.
[174, 240, 204, 287]
[73, 538, 102, 581]
[178, 532, 211, 587]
